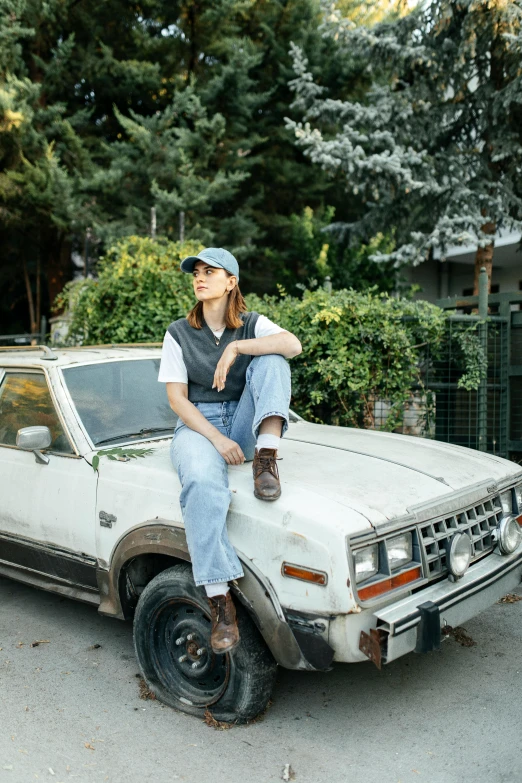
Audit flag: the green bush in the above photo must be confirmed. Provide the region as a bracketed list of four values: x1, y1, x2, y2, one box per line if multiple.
[55, 236, 485, 430]
[245, 287, 449, 428]
[54, 236, 202, 345]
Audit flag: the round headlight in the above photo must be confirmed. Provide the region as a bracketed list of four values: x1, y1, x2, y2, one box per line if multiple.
[447, 533, 472, 579]
[498, 516, 522, 555]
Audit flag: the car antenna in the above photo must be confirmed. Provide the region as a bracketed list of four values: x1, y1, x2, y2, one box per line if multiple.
[39, 345, 59, 361]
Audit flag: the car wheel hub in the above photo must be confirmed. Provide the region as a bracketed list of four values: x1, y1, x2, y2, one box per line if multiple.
[149, 598, 229, 706]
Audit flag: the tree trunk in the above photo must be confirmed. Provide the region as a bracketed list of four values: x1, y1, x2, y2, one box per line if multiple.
[187, 4, 197, 81]
[23, 258, 37, 336]
[47, 232, 72, 311]
[36, 244, 41, 329]
[473, 220, 495, 295]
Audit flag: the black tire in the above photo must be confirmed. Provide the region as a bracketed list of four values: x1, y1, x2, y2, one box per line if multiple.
[133, 563, 278, 723]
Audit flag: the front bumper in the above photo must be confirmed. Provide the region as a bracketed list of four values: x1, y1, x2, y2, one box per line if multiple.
[359, 547, 522, 667]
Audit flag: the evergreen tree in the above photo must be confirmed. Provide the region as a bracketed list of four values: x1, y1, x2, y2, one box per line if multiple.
[286, 0, 522, 292]
[0, 0, 410, 335]
[0, 0, 163, 330]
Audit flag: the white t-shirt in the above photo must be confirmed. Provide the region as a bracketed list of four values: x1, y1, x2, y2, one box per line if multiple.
[158, 314, 285, 384]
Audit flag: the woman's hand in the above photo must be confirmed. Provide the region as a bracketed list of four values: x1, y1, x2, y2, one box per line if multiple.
[212, 341, 239, 392]
[211, 433, 245, 465]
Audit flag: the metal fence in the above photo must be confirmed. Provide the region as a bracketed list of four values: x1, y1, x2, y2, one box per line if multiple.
[420, 315, 508, 456]
[364, 270, 522, 463]
[367, 315, 508, 456]
[0, 317, 48, 347]
[436, 283, 522, 463]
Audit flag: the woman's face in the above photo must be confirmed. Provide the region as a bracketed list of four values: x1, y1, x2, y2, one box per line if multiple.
[192, 261, 236, 303]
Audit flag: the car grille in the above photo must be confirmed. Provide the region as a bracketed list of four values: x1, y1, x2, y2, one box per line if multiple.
[419, 497, 503, 579]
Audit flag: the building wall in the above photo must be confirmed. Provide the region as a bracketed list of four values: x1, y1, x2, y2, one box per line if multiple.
[407, 242, 522, 304]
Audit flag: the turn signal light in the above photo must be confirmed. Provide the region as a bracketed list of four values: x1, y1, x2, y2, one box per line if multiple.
[516, 515, 522, 526]
[357, 566, 422, 602]
[281, 563, 328, 585]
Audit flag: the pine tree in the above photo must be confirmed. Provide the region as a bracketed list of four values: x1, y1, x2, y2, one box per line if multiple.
[83, 1, 268, 256]
[286, 0, 522, 292]
[0, 0, 413, 335]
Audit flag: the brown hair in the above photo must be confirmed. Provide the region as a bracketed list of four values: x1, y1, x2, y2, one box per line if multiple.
[186, 276, 247, 330]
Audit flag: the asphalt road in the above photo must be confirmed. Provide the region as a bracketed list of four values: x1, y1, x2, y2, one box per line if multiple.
[1, 576, 521, 783]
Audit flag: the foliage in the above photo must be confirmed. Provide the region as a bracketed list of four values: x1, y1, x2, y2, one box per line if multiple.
[91, 446, 154, 473]
[455, 326, 489, 392]
[278, 206, 400, 294]
[54, 236, 201, 345]
[1, 0, 413, 337]
[286, 0, 522, 278]
[246, 285, 452, 428]
[58, 235, 487, 429]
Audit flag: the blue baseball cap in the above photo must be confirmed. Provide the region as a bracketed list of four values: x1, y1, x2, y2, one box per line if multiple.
[180, 247, 240, 281]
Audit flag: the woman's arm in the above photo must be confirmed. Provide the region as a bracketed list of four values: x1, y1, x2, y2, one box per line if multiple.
[237, 330, 302, 360]
[213, 330, 301, 392]
[166, 382, 245, 464]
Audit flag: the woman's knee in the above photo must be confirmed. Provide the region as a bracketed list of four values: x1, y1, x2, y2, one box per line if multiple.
[248, 353, 291, 379]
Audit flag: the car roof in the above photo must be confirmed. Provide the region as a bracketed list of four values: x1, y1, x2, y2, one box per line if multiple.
[0, 344, 162, 369]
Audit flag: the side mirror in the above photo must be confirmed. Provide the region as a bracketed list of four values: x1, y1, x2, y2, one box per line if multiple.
[16, 426, 52, 465]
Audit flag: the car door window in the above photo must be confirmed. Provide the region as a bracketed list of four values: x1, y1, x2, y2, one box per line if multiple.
[0, 371, 74, 454]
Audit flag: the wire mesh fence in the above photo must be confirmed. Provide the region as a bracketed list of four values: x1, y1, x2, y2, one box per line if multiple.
[509, 312, 522, 464]
[365, 316, 510, 459]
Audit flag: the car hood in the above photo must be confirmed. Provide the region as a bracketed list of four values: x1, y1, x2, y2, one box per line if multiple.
[91, 423, 522, 530]
[281, 421, 522, 525]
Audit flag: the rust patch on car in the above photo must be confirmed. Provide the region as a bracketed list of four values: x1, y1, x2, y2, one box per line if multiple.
[359, 628, 387, 669]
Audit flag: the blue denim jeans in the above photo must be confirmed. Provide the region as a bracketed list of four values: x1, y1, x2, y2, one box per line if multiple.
[170, 354, 291, 586]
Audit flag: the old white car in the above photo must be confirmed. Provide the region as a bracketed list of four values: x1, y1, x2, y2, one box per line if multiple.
[1, 345, 522, 723]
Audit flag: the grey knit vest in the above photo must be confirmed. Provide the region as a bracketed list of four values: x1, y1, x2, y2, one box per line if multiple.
[167, 312, 260, 402]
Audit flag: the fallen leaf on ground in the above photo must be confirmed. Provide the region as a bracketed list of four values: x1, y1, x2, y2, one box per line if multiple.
[282, 763, 296, 781]
[442, 625, 476, 647]
[30, 640, 50, 648]
[138, 677, 156, 700]
[498, 593, 522, 603]
[84, 743, 95, 751]
[88, 644, 102, 650]
[203, 710, 234, 730]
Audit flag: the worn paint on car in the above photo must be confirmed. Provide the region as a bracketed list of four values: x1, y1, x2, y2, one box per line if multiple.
[1, 345, 522, 676]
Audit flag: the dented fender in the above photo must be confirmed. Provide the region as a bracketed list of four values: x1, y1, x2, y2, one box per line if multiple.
[96, 519, 333, 671]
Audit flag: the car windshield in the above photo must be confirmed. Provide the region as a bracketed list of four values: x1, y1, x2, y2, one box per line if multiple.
[62, 358, 177, 447]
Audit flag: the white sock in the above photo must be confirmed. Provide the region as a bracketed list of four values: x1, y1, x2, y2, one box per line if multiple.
[204, 582, 230, 598]
[256, 433, 280, 451]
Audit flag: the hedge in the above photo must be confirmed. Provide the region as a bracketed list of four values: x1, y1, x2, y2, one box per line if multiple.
[55, 236, 483, 430]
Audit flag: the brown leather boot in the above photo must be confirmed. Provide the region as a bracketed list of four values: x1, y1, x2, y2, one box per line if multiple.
[208, 592, 240, 654]
[252, 447, 281, 501]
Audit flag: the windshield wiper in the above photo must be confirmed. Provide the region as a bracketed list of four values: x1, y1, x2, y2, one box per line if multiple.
[94, 427, 174, 447]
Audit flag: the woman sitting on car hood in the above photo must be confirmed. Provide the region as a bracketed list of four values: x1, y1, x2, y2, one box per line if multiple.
[158, 247, 302, 656]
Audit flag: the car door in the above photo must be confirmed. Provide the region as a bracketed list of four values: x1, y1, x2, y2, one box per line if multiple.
[0, 367, 98, 592]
